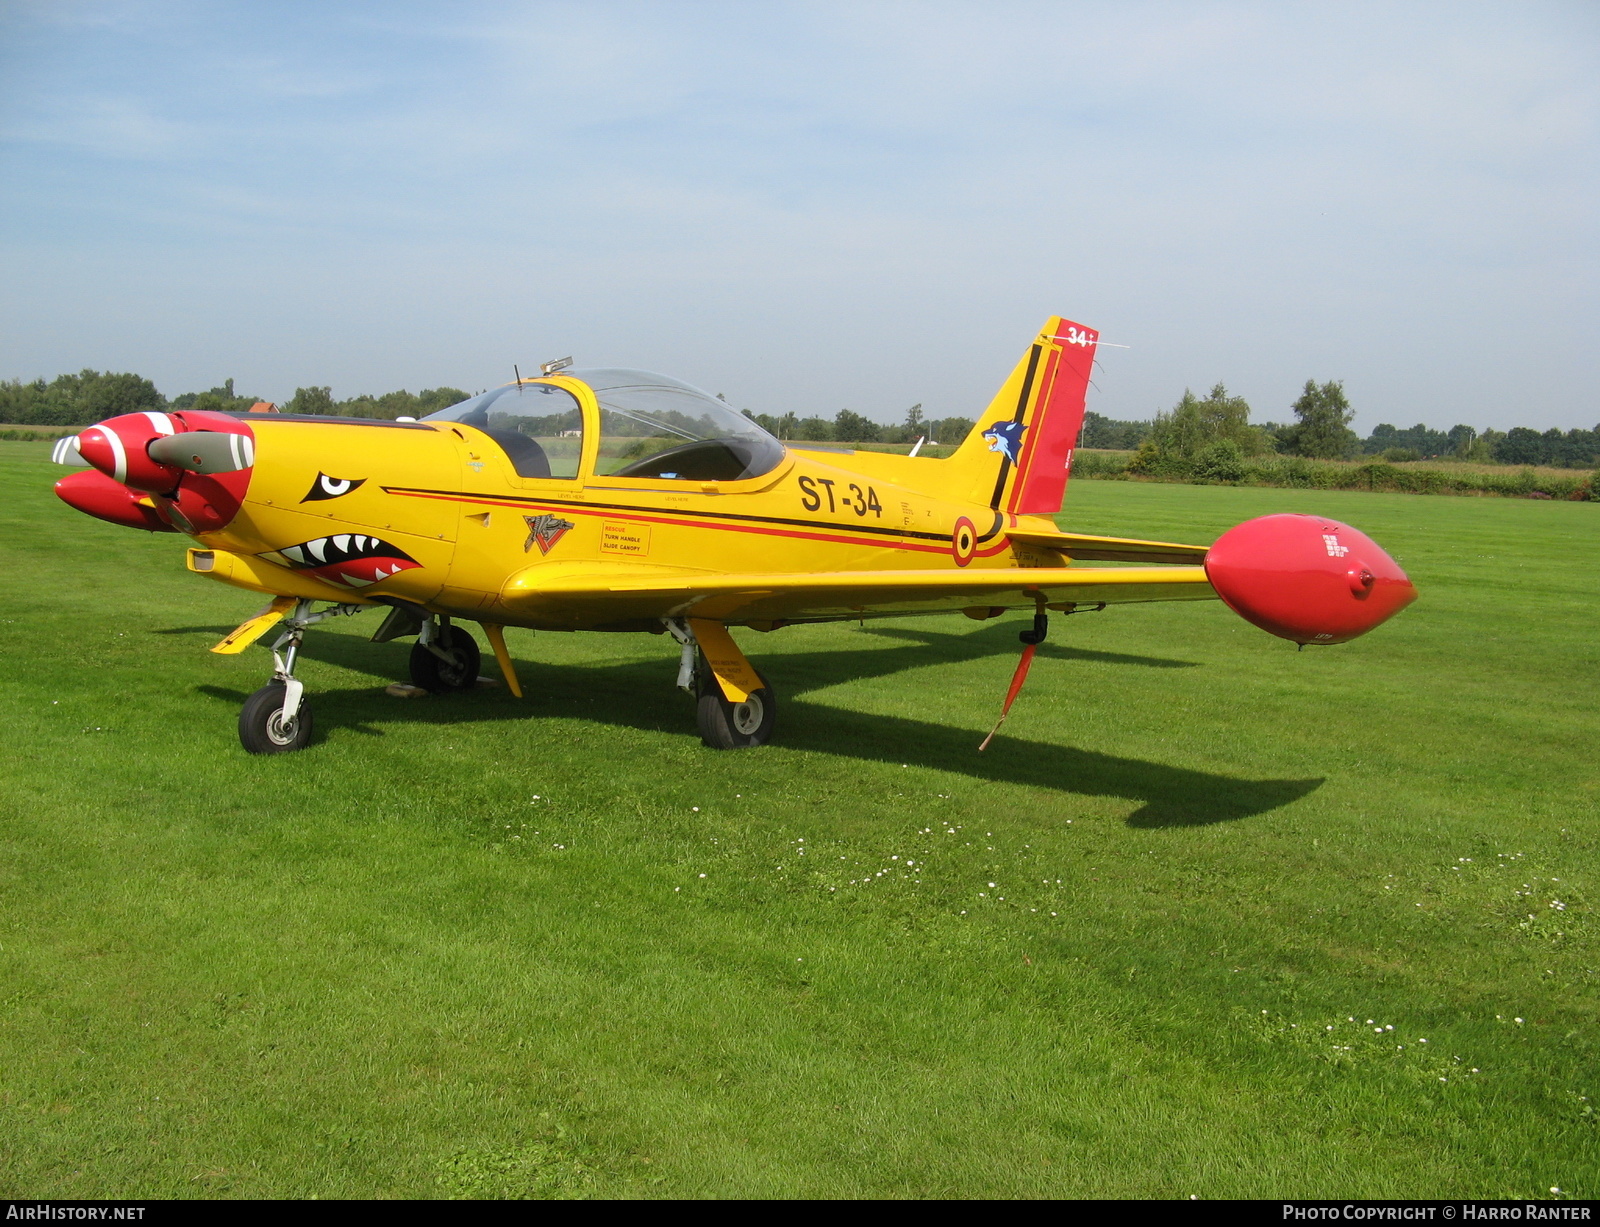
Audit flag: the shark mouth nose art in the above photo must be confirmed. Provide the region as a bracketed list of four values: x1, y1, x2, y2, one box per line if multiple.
[259, 534, 421, 589]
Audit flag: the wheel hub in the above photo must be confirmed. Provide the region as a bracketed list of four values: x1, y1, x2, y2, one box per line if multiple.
[731, 695, 763, 735]
[266, 710, 298, 746]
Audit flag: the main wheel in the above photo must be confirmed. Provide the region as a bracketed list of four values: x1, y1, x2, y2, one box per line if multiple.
[239, 682, 314, 754]
[696, 675, 776, 749]
[409, 625, 481, 693]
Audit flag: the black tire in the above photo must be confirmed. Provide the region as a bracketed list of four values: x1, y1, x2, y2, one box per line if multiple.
[239, 682, 314, 754]
[409, 625, 481, 693]
[696, 674, 776, 749]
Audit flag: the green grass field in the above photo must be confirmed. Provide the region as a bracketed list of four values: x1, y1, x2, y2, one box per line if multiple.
[1, 439, 1596, 1199]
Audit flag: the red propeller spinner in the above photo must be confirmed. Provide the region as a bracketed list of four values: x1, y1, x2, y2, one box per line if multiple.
[57, 410, 256, 534]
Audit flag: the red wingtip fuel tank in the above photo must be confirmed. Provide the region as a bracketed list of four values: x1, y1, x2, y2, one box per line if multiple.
[1204, 514, 1416, 645]
[59, 410, 254, 535]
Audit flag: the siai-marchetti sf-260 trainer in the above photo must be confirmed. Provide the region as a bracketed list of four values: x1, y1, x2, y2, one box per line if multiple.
[52, 317, 1416, 754]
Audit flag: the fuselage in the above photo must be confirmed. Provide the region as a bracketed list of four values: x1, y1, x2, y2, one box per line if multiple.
[186, 376, 1070, 632]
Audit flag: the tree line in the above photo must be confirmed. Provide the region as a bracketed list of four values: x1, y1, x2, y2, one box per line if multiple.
[739, 403, 974, 445]
[0, 371, 471, 426]
[0, 369, 975, 444]
[5, 367, 1595, 469]
[1085, 381, 1600, 470]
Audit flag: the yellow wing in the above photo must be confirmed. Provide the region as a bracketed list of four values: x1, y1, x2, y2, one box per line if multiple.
[499, 562, 1215, 628]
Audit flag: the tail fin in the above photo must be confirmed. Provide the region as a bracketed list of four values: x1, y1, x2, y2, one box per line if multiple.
[946, 317, 1099, 515]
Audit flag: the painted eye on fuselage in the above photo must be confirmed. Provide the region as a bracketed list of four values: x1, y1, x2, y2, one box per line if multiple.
[302, 473, 367, 502]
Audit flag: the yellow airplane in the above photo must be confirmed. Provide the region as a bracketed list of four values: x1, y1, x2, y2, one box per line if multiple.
[53, 316, 1416, 753]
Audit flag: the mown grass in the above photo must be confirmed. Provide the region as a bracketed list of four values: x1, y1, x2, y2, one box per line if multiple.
[0, 439, 1595, 1199]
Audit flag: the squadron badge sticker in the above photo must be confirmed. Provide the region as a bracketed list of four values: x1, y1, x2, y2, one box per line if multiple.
[523, 513, 576, 554]
[982, 420, 1026, 465]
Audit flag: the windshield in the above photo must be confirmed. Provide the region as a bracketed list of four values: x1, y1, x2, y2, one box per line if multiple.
[572, 368, 784, 482]
[422, 383, 583, 478]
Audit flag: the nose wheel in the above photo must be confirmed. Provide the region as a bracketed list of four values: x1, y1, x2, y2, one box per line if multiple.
[239, 681, 314, 754]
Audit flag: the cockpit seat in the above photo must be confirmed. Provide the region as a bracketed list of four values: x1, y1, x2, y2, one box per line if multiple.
[611, 439, 766, 482]
[483, 429, 551, 479]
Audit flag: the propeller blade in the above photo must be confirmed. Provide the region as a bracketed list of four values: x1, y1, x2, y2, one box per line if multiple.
[148, 430, 256, 474]
[51, 435, 86, 466]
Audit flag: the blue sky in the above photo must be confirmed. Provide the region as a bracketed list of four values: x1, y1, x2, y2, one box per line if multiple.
[2, 1, 1596, 431]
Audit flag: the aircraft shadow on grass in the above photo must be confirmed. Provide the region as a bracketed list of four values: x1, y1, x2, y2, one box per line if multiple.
[189, 619, 1319, 828]
[155, 625, 243, 637]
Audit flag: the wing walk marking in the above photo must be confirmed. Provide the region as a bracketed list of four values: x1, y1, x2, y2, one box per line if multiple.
[383, 487, 1012, 557]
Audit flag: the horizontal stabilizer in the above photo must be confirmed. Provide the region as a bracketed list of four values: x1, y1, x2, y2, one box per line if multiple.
[1006, 529, 1210, 566]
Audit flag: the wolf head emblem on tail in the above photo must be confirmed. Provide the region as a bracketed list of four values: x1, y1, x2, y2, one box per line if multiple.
[982, 421, 1026, 466]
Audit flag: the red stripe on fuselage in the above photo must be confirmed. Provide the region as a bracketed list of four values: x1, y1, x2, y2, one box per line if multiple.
[387, 488, 967, 555]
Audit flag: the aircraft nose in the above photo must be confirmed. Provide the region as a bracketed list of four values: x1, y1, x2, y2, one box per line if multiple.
[64, 409, 257, 535]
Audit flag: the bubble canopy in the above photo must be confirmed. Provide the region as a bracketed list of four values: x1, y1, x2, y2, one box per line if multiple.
[424, 370, 784, 482]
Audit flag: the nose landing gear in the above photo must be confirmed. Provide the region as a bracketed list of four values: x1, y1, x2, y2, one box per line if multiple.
[234, 599, 366, 755]
[231, 603, 493, 753]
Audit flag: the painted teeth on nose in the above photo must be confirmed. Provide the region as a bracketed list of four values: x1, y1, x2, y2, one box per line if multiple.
[306, 538, 327, 562]
[333, 534, 351, 554]
[280, 545, 306, 565]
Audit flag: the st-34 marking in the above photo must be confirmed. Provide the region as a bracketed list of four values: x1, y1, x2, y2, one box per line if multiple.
[799, 475, 883, 517]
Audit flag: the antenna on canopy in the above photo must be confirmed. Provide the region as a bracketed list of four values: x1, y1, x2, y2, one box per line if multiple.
[514, 364, 523, 391]
[541, 356, 573, 375]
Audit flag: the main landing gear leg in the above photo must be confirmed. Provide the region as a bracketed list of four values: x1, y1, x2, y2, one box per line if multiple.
[665, 618, 776, 749]
[237, 600, 367, 754]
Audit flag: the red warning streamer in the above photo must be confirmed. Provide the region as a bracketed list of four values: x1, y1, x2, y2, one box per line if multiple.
[977, 643, 1038, 752]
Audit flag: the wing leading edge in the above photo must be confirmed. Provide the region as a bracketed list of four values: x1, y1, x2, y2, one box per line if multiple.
[499, 563, 1216, 628]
